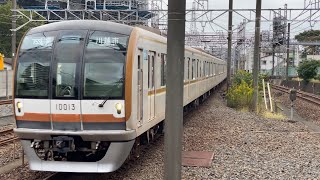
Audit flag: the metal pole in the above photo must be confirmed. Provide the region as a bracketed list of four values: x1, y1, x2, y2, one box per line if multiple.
[252, 0, 261, 112]
[259, 34, 262, 72]
[12, 0, 17, 63]
[227, 0, 233, 89]
[164, 0, 186, 178]
[286, 23, 290, 81]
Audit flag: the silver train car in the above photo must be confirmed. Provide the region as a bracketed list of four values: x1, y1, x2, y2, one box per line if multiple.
[13, 20, 227, 173]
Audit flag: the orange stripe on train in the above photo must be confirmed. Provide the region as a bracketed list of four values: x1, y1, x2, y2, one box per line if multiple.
[15, 113, 50, 122]
[16, 113, 124, 123]
[82, 114, 125, 123]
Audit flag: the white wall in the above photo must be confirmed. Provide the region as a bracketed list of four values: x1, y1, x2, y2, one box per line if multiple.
[307, 55, 320, 61]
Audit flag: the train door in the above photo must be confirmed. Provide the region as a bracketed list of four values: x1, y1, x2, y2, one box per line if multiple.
[50, 30, 86, 131]
[137, 50, 143, 127]
[148, 51, 156, 121]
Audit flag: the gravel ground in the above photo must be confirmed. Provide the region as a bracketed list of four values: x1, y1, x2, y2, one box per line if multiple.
[0, 105, 13, 117]
[274, 90, 320, 126]
[2, 92, 320, 179]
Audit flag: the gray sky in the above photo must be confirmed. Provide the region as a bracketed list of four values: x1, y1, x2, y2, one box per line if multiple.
[179, 0, 319, 36]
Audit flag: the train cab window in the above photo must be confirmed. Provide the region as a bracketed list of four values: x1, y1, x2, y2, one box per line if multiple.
[83, 31, 128, 99]
[15, 31, 57, 98]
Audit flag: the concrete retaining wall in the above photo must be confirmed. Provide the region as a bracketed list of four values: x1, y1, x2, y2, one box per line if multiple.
[0, 70, 13, 98]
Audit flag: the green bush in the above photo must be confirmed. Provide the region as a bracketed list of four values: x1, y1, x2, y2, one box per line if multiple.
[297, 59, 320, 82]
[226, 80, 254, 109]
[232, 70, 252, 86]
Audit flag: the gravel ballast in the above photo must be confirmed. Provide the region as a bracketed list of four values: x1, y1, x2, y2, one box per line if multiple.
[2, 92, 320, 179]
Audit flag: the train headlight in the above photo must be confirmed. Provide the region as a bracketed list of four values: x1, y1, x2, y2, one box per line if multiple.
[16, 102, 23, 112]
[115, 103, 123, 114]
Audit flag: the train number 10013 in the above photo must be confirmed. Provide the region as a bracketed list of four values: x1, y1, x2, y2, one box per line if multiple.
[56, 104, 76, 111]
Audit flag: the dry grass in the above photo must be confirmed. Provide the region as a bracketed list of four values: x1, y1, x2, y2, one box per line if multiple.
[262, 111, 287, 120]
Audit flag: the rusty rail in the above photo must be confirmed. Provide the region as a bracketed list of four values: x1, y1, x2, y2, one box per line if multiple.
[0, 128, 14, 136]
[0, 99, 12, 105]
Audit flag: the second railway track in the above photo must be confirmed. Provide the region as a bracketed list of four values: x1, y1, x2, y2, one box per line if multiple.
[0, 128, 19, 146]
[273, 84, 320, 106]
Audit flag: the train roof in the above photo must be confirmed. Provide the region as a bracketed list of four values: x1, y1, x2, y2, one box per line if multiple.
[26, 20, 225, 64]
[27, 20, 133, 36]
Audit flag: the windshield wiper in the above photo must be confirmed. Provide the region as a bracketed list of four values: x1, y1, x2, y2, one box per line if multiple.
[98, 78, 124, 108]
[98, 97, 109, 107]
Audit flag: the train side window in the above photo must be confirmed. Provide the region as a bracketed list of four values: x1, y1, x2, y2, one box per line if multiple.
[197, 59, 199, 78]
[161, 53, 166, 86]
[199, 60, 201, 78]
[204, 61, 206, 77]
[148, 55, 150, 88]
[187, 58, 190, 80]
[192, 59, 195, 80]
[151, 54, 155, 88]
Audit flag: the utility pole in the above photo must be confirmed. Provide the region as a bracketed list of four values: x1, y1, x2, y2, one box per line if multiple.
[259, 34, 262, 72]
[286, 23, 290, 81]
[252, 0, 261, 112]
[227, 0, 233, 89]
[12, 0, 17, 63]
[164, 0, 186, 178]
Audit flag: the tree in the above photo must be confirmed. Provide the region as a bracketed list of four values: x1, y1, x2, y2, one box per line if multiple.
[297, 59, 320, 82]
[0, 1, 43, 58]
[295, 30, 320, 57]
[295, 30, 320, 42]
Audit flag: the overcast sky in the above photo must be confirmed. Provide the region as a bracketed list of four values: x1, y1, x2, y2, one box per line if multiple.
[176, 0, 319, 36]
[194, 0, 303, 9]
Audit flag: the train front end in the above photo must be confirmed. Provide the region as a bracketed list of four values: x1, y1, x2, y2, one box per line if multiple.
[13, 21, 136, 173]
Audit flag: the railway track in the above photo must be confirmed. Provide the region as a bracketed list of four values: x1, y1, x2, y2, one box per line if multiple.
[272, 84, 320, 106]
[0, 128, 19, 146]
[0, 99, 12, 105]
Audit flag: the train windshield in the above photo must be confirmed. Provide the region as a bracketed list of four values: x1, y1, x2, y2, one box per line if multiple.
[83, 31, 128, 99]
[15, 30, 128, 99]
[15, 31, 57, 98]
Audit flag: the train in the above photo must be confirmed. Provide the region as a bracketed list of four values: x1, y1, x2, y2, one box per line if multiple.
[13, 20, 227, 173]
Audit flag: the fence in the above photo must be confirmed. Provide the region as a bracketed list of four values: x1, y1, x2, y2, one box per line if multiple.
[0, 70, 13, 99]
